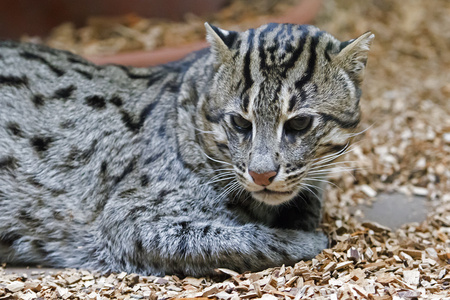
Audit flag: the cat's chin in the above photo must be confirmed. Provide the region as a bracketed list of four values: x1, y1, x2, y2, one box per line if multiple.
[251, 189, 296, 206]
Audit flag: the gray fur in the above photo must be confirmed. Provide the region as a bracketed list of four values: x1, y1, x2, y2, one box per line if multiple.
[0, 23, 372, 276]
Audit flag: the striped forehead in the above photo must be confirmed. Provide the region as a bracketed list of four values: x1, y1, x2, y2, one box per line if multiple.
[236, 24, 336, 118]
[252, 24, 323, 71]
[250, 79, 283, 124]
[257, 24, 307, 69]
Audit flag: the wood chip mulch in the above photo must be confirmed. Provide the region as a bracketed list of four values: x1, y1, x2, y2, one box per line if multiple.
[2, 0, 450, 299]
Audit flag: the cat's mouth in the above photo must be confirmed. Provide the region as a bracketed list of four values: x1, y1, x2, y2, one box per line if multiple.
[251, 188, 295, 206]
[256, 188, 293, 195]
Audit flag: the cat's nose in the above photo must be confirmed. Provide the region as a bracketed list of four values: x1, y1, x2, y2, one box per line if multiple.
[249, 170, 277, 186]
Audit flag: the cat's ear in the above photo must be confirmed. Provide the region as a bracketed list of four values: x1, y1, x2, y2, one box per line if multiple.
[334, 32, 374, 83]
[205, 23, 238, 64]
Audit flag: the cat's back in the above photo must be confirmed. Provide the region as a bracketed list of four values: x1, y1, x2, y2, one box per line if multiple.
[0, 41, 168, 120]
[0, 41, 185, 217]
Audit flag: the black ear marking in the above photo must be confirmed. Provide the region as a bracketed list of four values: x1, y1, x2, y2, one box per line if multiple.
[339, 39, 353, 51]
[206, 23, 238, 49]
[205, 23, 240, 64]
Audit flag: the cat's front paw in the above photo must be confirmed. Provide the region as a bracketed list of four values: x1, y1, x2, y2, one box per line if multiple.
[294, 230, 328, 260]
[317, 231, 329, 251]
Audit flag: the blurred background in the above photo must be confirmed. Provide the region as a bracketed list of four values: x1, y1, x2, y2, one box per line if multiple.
[0, 0, 228, 39]
[0, 0, 321, 65]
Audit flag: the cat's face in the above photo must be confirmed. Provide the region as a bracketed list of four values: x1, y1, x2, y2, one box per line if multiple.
[203, 23, 373, 205]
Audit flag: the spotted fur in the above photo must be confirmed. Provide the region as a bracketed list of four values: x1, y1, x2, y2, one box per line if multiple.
[0, 23, 373, 276]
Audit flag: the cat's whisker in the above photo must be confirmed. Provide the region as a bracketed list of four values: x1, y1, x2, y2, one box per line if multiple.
[196, 129, 216, 134]
[345, 123, 375, 138]
[214, 180, 240, 202]
[209, 172, 235, 180]
[230, 186, 245, 203]
[301, 181, 325, 193]
[201, 151, 233, 166]
[307, 167, 356, 176]
[223, 184, 243, 203]
[185, 123, 216, 135]
[312, 142, 350, 163]
[309, 161, 364, 180]
[308, 160, 357, 171]
[312, 140, 365, 166]
[307, 167, 361, 175]
[212, 181, 234, 201]
[207, 176, 235, 184]
[230, 185, 244, 200]
[300, 184, 322, 203]
[308, 171, 362, 179]
[202, 176, 236, 186]
[211, 168, 235, 173]
[204, 171, 235, 180]
[238, 187, 247, 200]
[283, 163, 356, 185]
[304, 177, 341, 190]
[312, 148, 352, 166]
[203, 179, 236, 187]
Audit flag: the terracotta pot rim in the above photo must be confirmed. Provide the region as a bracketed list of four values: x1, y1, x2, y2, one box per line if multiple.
[86, 0, 323, 67]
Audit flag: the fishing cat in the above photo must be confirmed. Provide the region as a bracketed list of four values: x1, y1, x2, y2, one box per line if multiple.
[0, 23, 373, 276]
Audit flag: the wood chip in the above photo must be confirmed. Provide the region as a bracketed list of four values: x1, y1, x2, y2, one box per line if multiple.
[183, 277, 204, 287]
[403, 270, 420, 286]
[216, 268, 240, 277]
[362, 221, 391, 232]
[412, 186, 428, 197]
[360, 185, 377, 197]
[323, 262, 337, 273]
[260, 294, 278, 300]
[6, 281, 25, 292]
[240, 292, 258, 299]
[215, 291, 234, 300]
[65, 274, 81, 285]
[154, 278, 169, 285]
[351, 284, 369, 298]
[117, 272, 127, 280]
[252, 282, 262, 297]
[347, 247, 361, 261]
[376, 274, 396, 284]
[285, 276, 299, 287]
[336, 261, 353, 270]
[363, 261, 385, 271]
[399, 249, 422, 259]
[248, 273, 263, 282]
[268, 276, 278, 288]
[201, 286, 219, 297]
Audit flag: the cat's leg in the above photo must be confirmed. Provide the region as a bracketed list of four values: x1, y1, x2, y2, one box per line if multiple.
[88, 201, 328, 276]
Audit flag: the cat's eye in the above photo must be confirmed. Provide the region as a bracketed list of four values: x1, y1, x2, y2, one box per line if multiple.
[285, 116, 312, 132]
[231, 115, 252, 131]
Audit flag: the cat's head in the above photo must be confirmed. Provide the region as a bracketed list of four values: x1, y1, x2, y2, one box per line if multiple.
[202, 23, 373, 206]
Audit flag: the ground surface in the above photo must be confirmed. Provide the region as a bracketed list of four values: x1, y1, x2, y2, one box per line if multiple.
[1, 0, 450, 299]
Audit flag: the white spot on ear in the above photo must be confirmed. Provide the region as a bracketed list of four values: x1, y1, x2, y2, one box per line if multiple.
[217, 28, 231, 37]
